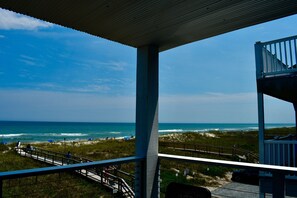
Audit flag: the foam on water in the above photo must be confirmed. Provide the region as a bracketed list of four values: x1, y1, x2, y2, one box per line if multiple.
[2, 133, 24, 137]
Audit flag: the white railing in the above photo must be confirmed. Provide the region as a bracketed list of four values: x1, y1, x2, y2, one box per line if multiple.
[264, 140, 297, 168]
[255, 35, 297, 78]
[159, 153, 297, 198]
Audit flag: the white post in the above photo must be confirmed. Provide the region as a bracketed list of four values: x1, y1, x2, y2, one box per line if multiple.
[255, 42, 265, 164]
[255, 42, 266, 198]
[135, 45, 159, 198]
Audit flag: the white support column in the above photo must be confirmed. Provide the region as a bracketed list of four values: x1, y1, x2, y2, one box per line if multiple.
[255, 42, 265, 164]
[258, 92, 265, 164]
[255, 42, 266, 198]
[135, 45, 159, 198]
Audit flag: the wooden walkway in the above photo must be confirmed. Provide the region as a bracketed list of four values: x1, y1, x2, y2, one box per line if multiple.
[160, 142, 259, 163]
[17, 148, 134, 197]
[170, 147, 235, 157]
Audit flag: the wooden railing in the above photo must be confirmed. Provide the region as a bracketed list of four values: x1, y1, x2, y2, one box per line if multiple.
[160, 142, 259, 163]
[18, 147, 135, 197]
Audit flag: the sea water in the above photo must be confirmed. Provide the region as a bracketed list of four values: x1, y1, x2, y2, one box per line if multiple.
[0, 121, 294, 143]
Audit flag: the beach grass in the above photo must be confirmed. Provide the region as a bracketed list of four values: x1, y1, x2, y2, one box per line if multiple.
[0, 127, 295, 197]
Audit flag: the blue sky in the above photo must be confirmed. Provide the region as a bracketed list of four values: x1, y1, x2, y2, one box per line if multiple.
[0, 8, 296, 123]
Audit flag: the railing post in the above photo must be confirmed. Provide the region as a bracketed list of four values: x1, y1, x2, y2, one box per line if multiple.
[255, 42, 264, 79]
[272, 171, 285, 198]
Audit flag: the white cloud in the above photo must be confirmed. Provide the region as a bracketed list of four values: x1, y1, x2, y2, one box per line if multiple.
[108, 61, 127, 71]
[22, 82, 111, 93]
[68, 84, 110, 92]
[18, 54, 47, 67]
[0, 8, 53, 30]
[78, 60, 128, 71]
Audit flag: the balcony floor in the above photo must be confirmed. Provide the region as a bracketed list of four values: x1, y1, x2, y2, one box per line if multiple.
[257, 73, 297, 103]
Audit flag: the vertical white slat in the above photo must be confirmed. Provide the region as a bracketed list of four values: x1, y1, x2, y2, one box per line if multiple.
[268, 144, 272, 164]
[292, 142, 296, 167]
[294, 39, 297, 66]
[289, 39, 293, 67]
[282, 143, 285, 166]
[288, 144, 292, 166]
[284, 40, 288, 67]
[279, 42, 283, 71]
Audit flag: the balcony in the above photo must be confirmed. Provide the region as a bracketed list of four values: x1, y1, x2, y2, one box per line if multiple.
[256, 35, 297, 78]
[255, 35, 297, 103]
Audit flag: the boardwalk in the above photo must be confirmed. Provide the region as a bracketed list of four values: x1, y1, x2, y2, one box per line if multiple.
[17, 148, 134, 198]
[160, 142, 259, 163]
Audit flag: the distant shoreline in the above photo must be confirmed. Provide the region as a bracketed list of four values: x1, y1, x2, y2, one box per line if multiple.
[1, 121, 294, 144]
[3, 126, 294, 145]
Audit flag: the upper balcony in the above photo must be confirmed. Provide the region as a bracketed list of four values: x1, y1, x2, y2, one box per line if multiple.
[255, 35, 297, 103]
[256, 35, 297, 78]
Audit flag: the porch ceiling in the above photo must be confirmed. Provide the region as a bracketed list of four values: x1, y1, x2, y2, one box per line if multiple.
[1, 0, 297, 51]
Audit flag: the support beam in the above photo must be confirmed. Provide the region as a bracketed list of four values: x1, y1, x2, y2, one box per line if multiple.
[135, 45, 159, 198]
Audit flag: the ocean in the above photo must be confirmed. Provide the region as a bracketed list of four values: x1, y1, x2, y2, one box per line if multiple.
[0, 121, 294, 143]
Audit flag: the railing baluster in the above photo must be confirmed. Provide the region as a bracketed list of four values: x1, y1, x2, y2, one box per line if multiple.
[264, 45, 268, 73]
[282, 144, 285, 166]
[284, 40, 288, 67]
[268, 143, 271, 164]
[276, 144, 280, 164]
[288, 143, 291, 167]
[293, 143, 296, 168]
[269, 44, 273, 73]
[294, 39, 297, 67]
[289, 40, 293, 68]
[279, 42, 283, 71]
[274, 43, 277, 72]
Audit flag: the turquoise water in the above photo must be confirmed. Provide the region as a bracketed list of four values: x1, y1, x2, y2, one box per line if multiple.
[0, 121, 294, 143]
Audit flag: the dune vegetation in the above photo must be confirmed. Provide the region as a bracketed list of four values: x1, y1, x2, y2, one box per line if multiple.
[0, 127, 295, 197]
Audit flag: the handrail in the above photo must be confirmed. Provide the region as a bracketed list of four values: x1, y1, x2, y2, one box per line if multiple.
[0, 155, 143, 180]
[159, 153, 297, 173]
[264, 140, 297, 144]
[261, 35, 297, 45]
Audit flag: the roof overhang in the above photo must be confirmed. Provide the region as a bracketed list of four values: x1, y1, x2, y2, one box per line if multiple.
[1, 0, 297, 51]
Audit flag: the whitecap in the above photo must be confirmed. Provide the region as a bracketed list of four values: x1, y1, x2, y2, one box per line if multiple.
[158, 129, 184, 133]
[110, 132, 121, 134]
[2, 133, 24, 137]
[60, 133, 87, 137]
